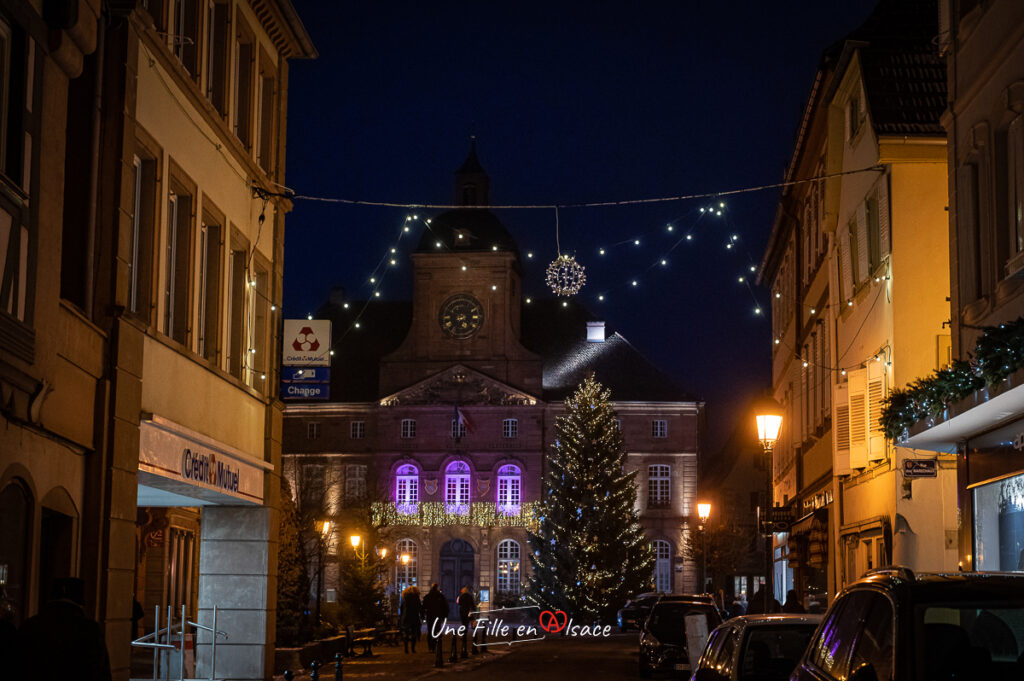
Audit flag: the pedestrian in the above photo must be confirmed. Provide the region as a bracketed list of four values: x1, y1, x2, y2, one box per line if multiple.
[399, 585, 423, 654]
[18, 577, 112, 681]
[457, 585, 476, 658]
[745, 587, 781, 615]
[730, 596, 747, 618]
[782, 589, 805, 613]
[422, 584, 448, 656]
[131, 597, 145, 639]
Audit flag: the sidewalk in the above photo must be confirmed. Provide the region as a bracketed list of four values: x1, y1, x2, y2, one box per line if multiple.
[272, 637, 520, 681]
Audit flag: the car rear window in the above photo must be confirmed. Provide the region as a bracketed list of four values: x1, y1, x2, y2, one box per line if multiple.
[738, 624, 819, 681]
[920, 605, 1024, 681]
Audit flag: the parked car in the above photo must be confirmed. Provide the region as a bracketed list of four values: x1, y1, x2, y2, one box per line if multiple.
[619, 592, 664, 632]
[690, 614, 822, 681]
[639, 596, 723, 677]
[791, 567, 1024, 681]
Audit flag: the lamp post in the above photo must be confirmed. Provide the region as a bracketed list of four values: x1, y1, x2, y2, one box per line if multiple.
[697, 503, 711, 593]
[350, 534, 367, 568]
[398, 553, 410, 592]
[316, 519, 333, 624]
[755, 404, 783, 615]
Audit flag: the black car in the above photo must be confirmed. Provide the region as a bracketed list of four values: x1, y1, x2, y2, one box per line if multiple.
[619, 592, 665, 632]
[791, 567, 1024, 681]
[639, 596, 723, 677]
[691, 614, 822, 681]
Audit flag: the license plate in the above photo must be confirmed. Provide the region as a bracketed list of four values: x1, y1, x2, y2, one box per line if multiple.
[674, 664, 689, 671]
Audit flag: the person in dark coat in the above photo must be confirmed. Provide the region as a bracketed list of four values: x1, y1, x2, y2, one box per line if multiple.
[456, 585, 476, 658]
[782, 589, 806, 613]
[745, 587, 781, 615]
[399, 585, 423, 653]
[422, 584, 448, 654]
[18, 578, 112, 681]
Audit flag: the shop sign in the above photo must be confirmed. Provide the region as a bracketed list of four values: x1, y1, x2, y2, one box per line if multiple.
[903, 458, 938, 478]
[182, 448, 239, 492]
[282, 382, 330, 400]
[283, 319, 332, 366]
[283, 367, 330, 383]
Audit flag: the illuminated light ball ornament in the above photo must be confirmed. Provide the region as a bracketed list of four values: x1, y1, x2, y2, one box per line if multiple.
[545, 253, 586, 296]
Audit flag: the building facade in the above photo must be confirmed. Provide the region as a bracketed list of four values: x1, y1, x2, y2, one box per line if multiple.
[903, 0, 1024, 575]
[283, 148, 703, 617]
[762, 0, 958, 604]
[0, 2, 314, 680]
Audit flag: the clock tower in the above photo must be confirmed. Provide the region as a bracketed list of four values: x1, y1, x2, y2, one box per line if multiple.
[379, 143, 542, 395]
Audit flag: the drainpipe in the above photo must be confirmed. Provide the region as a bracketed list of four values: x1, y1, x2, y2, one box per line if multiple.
[84, 14, 105, 317]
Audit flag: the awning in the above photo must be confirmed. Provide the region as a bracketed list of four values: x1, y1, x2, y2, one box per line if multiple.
[903, 371, 1024, 454]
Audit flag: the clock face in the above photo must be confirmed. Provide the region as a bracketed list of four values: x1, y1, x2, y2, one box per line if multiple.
[439, 294, 484, 339]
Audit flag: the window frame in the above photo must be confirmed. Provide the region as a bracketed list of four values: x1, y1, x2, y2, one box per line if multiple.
[400, 418, 416, 439]
[396, 538, 418, 591]
[197, 198, 224, 363]
[502, 417, 518, 439]
[306, 422, 320, 440]
[445, 460, 470, 514]
[648, 464, 671, 506]
[164, 168, 196, 346]
[652, 419, 668, 438]
[496, 464, 521, 514]
[653, 539, 671, 593]
[496, 539, 521, 595]
[350, 420, 365, 440]
[395, 464, 419, 513]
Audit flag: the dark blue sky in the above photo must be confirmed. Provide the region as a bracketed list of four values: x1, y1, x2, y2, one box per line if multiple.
[282, 0, 878, 450]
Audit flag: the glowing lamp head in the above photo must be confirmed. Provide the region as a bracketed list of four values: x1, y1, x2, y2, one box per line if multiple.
[697, 503, 711, 523]
[350, 534, 361, 549]
[379, 547, 387, 559]
[401, 553, 410, 565]
[755, 412, 783, 451]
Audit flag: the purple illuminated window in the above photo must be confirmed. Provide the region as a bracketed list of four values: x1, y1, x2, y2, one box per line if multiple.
[395, 464, 418, 514]
[497, 464, 521, 515]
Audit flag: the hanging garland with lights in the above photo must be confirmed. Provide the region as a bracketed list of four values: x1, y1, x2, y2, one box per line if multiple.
[371, 501, 539, 529]
[880, 317, 1024, 440]
[545, 207, 587, 296]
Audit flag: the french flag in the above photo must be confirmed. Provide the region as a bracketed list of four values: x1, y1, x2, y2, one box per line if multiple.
[456, 407, 473, 434]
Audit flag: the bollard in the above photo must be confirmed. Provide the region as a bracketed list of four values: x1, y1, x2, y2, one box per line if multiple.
[434, 630, 444, 668]
[283, 672, 294, 681]
[334, 652, 343, 681]
[310, 659, 320, 681]
[449, 632, 458, 663]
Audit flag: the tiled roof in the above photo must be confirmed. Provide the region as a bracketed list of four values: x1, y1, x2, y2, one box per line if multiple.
[860, 45, 946, 136]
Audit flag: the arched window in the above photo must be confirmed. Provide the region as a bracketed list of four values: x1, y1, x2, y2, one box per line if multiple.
[395, 464, 419, 514]
[496, 464, 521, 515]
[396, 538, 418, 592]
[445, 461, 470, 514]
[0, 479, 32, 624]
[653, 540, 671, 593]
[496, 539, 521, 595]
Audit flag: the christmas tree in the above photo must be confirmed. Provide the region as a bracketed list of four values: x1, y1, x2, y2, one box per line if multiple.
[527, 374, 655, 624]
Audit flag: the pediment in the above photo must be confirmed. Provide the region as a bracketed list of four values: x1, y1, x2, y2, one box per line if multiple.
[380, 365, 538, 407]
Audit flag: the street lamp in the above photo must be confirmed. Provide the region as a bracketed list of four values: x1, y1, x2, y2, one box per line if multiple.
[315, 519, 333, 624]
[350, 533, 367, 567]
[398, 553, 410, 592]
[697, 503, 711, 593]
[755, 401, 783, 615]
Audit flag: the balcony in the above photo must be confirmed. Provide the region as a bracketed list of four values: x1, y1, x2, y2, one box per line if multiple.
[372, 501, 538, 528]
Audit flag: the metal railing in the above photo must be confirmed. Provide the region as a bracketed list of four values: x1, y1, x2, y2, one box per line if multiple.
[131, 604, 229, 681]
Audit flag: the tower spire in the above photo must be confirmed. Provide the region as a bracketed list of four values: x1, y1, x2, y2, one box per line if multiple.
[454, 137, 489, 206]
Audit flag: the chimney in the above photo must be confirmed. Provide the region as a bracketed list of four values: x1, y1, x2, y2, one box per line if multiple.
[586, 321, 606, 343]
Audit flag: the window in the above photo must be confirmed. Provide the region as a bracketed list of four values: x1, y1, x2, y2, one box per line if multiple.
[957, 162, 983, 302]
[395, 464, 418, 513]
[204, 1, 229, 116]
[396, 538, 417, 591]
[497, 464, 521, 515]
[848, 594, 894, 681]
[973, 471, 1024, 571]
[450, 418, 466, 439]
[615, 419, 622, 431]
[445, 461, 470, 514]
[809, 593, 875, 679]
[306, 422, 320, 440]
[846, 95, 861, 141]
[350, 421, 365, 439]
[1010, 115, 1024, 256]
[165, 182, 193, 344]
[127, 152, 158, 319]
[496, 539, 521, 595]
[345, 464, 366, 501]
[234, 22, 254, 149]
[652, 419, 667, 438]
[325, 588, 336, 603]
[0, 17, 26, 189]
[197, 206, 223, 361]
[502, 418, 518, 439]
[653, 540, 671, 592]
[401, 419, 416, 439]
[648, 465, 671, 507]
[250, 261, 270, 388]
[256, 52, 276, 172]
[226, 233, 248, 379]
[171, 0, 200, 78]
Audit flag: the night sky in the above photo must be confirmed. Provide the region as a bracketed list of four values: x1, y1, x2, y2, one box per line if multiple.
[282, 1, 878, 451]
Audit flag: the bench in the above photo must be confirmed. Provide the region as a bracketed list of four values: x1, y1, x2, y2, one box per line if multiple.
[344, 624, 376, 658]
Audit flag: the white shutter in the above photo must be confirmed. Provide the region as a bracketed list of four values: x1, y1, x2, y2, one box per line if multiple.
[834, 381, 851, 475]
[839, 228, 854, 301]
[848, 368, 868, 469]
[867, 360, 886, 461]
[957, 164, 979, 302]
[856, 203, 870, 283]
[877, 175, 891, 257]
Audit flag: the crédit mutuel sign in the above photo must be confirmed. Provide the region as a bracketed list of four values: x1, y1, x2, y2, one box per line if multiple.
[181, 447, 239, 493]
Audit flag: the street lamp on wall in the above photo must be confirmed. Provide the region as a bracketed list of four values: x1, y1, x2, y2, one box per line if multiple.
[755, 400, 783, 614]
[697, 503, 711, 593]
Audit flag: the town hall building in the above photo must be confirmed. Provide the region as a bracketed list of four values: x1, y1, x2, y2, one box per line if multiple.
[282, 145, 702, 616]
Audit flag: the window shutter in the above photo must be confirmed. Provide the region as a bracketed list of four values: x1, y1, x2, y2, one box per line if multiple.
[867, 360, 886, 461]
[856, 203, 870, 283]
[957, 164, 979, 302]
[839, 228, 854, 300]
[834, 381, 851, 475]
[877, 175, 891, 257]
[1010, 116, 1024, 254]
[848, 368, 868, 469]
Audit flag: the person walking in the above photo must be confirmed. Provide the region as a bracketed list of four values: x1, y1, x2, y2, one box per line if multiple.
[399, 585, 423, 654]
[422, 584, 448, 660]
[782, 589, 806, 613]
[745, 586, 781, 615]
[457, 585, 476, 658]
